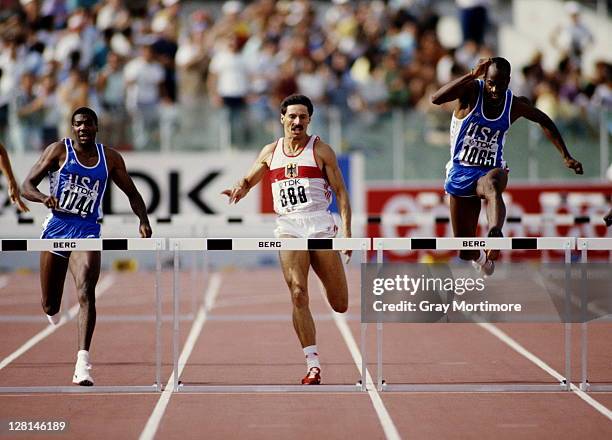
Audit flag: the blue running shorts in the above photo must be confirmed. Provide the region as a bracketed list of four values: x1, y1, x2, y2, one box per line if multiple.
[444, 163, 493, 198]
[41, 213, 101, 258]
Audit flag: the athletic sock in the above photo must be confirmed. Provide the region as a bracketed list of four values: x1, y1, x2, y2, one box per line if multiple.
[303, 345, 320, 372]
[475, 250, 487, 266]
[77, 350, 90, 364]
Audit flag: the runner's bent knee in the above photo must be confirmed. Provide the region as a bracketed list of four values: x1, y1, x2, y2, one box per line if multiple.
[289, 281, 309, 308]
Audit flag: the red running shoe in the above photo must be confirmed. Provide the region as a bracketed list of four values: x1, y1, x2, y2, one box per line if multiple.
[301, 367, 321, 385]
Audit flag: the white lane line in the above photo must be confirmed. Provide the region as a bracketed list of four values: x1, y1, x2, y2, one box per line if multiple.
[316, 281, 401, 440]
[139, 273, 222, 440]
[0, 313, 363, 323]
[0, 276, 8, 289]
[0, 274, 115, 371]
[479, 323, 612, 421]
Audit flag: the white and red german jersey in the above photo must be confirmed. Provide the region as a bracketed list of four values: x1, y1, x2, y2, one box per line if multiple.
[269, 135, 332, 215]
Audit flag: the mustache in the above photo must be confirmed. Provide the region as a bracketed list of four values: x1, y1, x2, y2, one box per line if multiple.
[292, 125, 303, 130]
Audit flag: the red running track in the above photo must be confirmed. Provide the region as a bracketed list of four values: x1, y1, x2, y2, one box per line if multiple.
[0, 267, 610, 439]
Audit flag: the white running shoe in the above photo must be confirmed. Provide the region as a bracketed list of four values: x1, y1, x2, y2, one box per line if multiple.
[46, 314, 60, 326]
[472, 258, 495, 277]
[73, 361, 94, 386]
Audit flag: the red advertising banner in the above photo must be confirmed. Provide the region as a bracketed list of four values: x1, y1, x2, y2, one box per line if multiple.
[367, 182, 612, 261]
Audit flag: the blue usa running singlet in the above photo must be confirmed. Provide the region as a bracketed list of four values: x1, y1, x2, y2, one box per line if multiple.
[49, 138, 108, 223]
[449, 79, 513, 169]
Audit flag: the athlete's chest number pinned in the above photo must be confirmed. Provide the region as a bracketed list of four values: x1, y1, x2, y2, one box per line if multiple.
[279, 186, 308, 207]
[460, 143, 496, 167]
[59, 189, 95, 216]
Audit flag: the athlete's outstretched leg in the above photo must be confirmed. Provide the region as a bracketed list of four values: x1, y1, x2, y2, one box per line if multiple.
[279, 250, 314, 348]
[69, 251, 101, 352]
[476, 168, 508, 260]
[449, 195, 481, 261]
[68, 251, 100, 386]
[40, 251, 70, 321]
[310, 250, 348, 313]
[279, 248, 323, 384]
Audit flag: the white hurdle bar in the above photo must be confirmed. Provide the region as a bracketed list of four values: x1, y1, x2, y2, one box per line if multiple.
[169, 237, 371, 393]
[577, 237, 612, 392]
[0, 238, 165, 394]
[372, 237, 575, 392]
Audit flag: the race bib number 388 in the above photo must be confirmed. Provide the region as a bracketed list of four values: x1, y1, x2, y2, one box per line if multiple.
[272, 178, 311, 212]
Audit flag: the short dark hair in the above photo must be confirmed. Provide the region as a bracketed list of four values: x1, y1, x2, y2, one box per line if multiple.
[490, 57, 511, 77]
[280, 94, 313, 116]
[71, 107, 98, 126]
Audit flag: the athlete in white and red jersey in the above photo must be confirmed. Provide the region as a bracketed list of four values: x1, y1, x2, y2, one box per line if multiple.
[223, 94, 352, 385]
[269, 133, 338, 238]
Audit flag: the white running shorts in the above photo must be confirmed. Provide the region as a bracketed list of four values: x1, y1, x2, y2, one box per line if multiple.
[274, 211, 338, 238]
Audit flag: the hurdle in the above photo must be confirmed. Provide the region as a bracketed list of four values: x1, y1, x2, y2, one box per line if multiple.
[577, 237, 612, 392]
[169, 237, 370, 392]
[372, 236, 575, 392]
[0, 238, 165, 393]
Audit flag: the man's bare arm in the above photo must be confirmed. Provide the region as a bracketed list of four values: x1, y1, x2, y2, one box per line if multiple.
[430, 58, 489, 105]
[106, 148, 152, 238]
[317, 142, 351, 238]
[0, 143, 29, 212]
[21, 142, 64, 208]
[222, 142, 275, 204]
[512, 96, 583, 175]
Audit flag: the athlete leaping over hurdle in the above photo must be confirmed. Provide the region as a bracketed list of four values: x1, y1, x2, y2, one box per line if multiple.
[431, 57, 583, 275]
[222, 94, 352, 385]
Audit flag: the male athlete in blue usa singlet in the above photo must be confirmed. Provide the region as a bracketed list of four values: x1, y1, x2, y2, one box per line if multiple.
[22, 107, 152, 386]
[432, 57, 583, 275]
[41, 137, 108, 246]
[445, 78, 512, 196]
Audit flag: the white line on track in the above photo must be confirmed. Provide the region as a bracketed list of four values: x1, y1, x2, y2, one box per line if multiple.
[0, 275, 8, 289]
[0, 274, 115, 371]
[316, 280, 401, 440]
[0, 313, 362, 323]
[479, 323, 612, 421]
[139, 273, 222, 440]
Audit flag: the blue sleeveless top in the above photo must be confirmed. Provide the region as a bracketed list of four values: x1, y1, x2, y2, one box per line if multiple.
[449, 79, 513, 170]
[49, 138, 109, 223]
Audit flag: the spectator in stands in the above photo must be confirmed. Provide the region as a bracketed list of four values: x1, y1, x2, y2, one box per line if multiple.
[207, 34, 250, 147]
[13, 71, 43, 151]
[456, 0, 490, 46]
[96, 51, 126, 147]
[551, 1, 593, 71]
[57, 67, 89, 137]
[175, 14, 209, 106]
[124, 40, 164, 150]
[95, 0, 130, 32]
[151, 6, 179, 151]
[38, 72, 60, 147]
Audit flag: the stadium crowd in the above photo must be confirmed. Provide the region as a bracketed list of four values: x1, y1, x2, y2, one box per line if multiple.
[0, 0, 609, 151]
